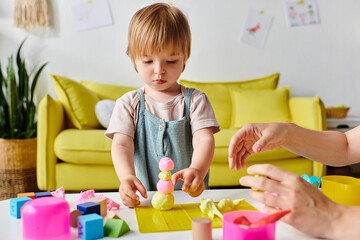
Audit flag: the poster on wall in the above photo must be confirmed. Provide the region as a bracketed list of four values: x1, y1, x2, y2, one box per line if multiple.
[72, 0, 113, 31]
[284, 0, 320, 27]
[239, 9, 273, 49]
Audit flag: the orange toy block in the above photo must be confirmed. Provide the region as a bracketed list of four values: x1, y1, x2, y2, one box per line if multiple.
[86, 197, 107, 217]
[103, 211, 120, 225]
[70, 208, 83, 228]
[17, 192, 35, 199]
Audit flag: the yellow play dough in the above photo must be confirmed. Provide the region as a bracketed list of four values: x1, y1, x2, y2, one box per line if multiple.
[152, 192, 174, 210]
[158, 171, 171, 181]
[252, 174, 266, 191]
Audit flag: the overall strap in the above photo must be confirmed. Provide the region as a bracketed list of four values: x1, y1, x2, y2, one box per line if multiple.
[184, 88, 194, 121]
[136, 89, 145, 113]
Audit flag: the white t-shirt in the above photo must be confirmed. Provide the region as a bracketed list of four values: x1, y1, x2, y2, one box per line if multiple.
[105, 85, 220, 139]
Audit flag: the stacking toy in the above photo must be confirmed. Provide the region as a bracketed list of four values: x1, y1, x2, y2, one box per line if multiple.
[223, 211, 276, 240]
[152, 157, 175, 210]
[22, 197, 71, 240]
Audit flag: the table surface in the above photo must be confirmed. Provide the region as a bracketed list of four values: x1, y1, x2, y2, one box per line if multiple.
[0, 189, 317, 240]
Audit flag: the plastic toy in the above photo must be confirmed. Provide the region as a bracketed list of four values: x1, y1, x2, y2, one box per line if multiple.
[78, 213, 104, 240]
[86, 197, 107, 217]
[70, 208, 83, 228]
[192, 217, 212, 240]
[17, 192, 35, 199]
[152, 157, 175, 210]
[104, 218, 130, 237]
[233, 209, 291, 228]
[223, 211, 276, 240]
[77, 189, 120, 211]
[22, 197, 71, 240]
[301, 174, 321, 188]
[10, 196, 31, 218]
[321, 175, 360, 206]
[77, 202, 101, 215]
[35, 191, 53, 198]
[103, 211, 121, 225]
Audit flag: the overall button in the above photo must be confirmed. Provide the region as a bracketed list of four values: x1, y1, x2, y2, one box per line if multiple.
[158, 125, 164, 131]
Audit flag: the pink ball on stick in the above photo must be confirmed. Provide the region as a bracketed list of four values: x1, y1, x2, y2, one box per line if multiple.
[159, 157, 174, 171]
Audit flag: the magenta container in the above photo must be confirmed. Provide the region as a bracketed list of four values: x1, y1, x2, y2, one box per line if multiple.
[223, 211, 275, 240]
[22, 197, 71, 240]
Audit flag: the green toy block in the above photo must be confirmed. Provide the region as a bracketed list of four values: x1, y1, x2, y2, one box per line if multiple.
[104, 219, 130, 237]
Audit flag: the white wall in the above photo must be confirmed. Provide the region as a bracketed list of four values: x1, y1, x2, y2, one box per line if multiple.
[1, 0, 360, 115]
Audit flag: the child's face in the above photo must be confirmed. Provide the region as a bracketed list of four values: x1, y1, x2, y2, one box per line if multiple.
[135, 50, 184, 93]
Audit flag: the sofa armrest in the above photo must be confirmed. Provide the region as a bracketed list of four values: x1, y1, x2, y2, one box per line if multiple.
[289, 96, 327, 131]
[37, 94, 66, 190]
[289, 96, 327, 177]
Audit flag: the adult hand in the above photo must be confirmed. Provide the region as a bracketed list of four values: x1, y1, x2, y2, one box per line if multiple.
[119, 175, 147, 208]
[228, 123, 288, 170]
[239, 164, 344, 239]
[172, 168, 205, 197]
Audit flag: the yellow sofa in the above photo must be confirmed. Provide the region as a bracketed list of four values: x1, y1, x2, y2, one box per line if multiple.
[37, 73, 327, 191]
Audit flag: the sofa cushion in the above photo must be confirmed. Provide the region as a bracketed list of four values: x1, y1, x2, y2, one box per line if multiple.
[230, 87, 291, 128]
[54, 129, 112, 165]
[213, 129, 299, 163]
[179, 73, 279, 128]
[49, 74, 101, 129]
[81, 80, 137, 101]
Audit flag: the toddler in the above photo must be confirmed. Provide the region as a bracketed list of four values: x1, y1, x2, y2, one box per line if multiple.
[105, 3, 220, 208]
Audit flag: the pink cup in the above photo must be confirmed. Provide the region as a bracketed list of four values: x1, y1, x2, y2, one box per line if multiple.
[223, 211, 275, 240]
[22, 197, 71, 240]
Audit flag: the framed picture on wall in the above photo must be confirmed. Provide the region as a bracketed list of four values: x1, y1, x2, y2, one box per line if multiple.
[284, 0, 320, 27]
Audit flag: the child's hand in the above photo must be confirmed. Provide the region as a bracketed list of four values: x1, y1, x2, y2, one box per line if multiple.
[172, 168, 205, 197]
[119, 175, 148, 208]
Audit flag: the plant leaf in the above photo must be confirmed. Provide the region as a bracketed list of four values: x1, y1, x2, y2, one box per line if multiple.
[30, 62, 48, 103]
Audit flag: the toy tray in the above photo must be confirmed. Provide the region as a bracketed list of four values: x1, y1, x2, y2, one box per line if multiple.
[135, 201, 257, 233]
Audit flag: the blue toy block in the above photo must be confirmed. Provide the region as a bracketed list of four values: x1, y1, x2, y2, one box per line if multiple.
[77, 202, 100, 215]
[10, 196, 32, 218]
[78, 213, 104, 240]
[35, 191, 53, 198]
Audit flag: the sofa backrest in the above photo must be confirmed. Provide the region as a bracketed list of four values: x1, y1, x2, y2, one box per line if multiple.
[179, 73, 279, 128]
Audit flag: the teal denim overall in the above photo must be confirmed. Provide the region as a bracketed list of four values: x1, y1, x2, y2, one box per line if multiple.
[133, 88, 209, 191]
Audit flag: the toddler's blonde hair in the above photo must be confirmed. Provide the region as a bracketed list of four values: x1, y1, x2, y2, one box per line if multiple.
[126, 3, 191, 71]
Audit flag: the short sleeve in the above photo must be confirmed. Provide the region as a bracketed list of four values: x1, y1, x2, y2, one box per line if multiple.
[189, 89, 221, 134]
[105, 91, 139, 139]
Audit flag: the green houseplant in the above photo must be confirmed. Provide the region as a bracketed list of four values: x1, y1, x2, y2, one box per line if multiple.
[0, 38, 48, 200]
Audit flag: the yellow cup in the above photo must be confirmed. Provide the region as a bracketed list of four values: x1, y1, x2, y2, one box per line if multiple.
[321, 175, 360, 206]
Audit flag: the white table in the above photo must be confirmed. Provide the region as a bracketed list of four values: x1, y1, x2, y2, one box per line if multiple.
[0, 189, 317, 240]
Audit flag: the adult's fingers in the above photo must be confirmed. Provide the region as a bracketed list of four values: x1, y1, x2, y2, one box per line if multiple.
[249, 190, 286, 210]
[228, 131, 245, 158]
[240, 175, 287, 197]
[246, 164, 296, 182]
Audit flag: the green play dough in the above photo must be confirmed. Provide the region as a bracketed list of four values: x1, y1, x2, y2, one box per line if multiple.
[151, 192, 174, 210]
[336, 104, 346, 108]
[104, 218, 130, 237]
